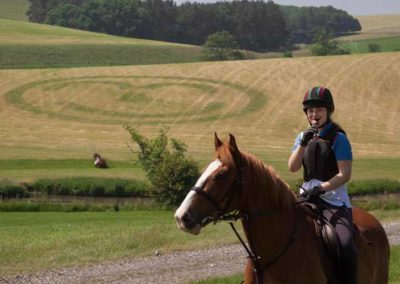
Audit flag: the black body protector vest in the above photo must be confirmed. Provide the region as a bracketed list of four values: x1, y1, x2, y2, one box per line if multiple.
[302, 126, 343, 182]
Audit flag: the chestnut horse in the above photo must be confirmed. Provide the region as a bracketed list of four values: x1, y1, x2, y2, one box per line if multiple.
[93, 153, 109, 169]
[175, 134, 389, 284]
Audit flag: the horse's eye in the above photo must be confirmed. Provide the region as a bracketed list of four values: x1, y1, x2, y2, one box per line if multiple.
[214, 170, 227, 180]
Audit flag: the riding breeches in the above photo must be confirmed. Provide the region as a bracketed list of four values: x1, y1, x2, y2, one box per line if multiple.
[320, 201, 357, 284]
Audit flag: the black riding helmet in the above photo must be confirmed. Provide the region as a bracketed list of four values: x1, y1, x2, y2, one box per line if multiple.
[303, 87, 335, 113]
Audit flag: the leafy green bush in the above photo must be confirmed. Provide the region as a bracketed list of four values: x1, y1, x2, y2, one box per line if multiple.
[0, 181, 30, 199]
[311, 28, 350, 56]
[124, 125, 199, 206]
[201, 31, 244, 61]
[283, 50, 293, 58]
[368, 43, 381, 53]
[32, 177, 151, 197]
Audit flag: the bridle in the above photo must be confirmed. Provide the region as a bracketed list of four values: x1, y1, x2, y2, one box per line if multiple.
[190, 162, 244, 223]
[190, 158, 297, 284]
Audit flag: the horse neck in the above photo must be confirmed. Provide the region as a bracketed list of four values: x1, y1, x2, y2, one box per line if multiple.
[239, 157, 296, 264]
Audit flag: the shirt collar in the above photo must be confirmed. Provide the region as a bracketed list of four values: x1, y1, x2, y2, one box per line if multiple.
[318, 121, 333, 137]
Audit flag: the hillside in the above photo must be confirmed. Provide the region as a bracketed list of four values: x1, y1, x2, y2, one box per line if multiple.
[0, 52, 399, 181]
[0, 0, 29, 21]
[0, 19, 203, 68]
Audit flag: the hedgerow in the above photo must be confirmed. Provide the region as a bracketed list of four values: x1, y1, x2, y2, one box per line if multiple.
[0, 177, 151, 199]
[32, 177, 151, 197]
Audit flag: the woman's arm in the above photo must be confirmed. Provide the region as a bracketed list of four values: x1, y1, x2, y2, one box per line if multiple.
[288, 145, 305, 172]
[320, 160, 352, 191]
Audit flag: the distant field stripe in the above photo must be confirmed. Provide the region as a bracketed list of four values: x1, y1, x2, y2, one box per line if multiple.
[341, 36, 400, 53]
[0, 44, 202, 69]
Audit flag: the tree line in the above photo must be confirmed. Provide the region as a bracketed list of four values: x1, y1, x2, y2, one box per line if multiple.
[27, 0, 361, 52]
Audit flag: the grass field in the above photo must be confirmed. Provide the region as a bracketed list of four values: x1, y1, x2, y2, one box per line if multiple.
[0, 0, 29, 22]
[0, 19, 203, 68]
[340, 36, 400, 53]
[0, 211, 242, 276]
[0, 52, 399, 183]
[0, 19, 274, 68]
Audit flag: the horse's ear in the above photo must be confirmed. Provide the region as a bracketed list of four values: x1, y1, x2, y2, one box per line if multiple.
[228, 133, 239, 153]
[214, 132, 223, 149]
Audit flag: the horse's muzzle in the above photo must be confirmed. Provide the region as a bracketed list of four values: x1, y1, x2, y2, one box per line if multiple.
[175, 211, 201, 235]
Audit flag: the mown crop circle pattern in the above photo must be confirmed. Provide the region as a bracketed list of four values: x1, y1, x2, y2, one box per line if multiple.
[5, 76, 266, 124]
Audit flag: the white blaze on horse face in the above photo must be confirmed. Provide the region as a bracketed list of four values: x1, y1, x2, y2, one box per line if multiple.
[195, 159, 222, 188]
[175, 159, 222, 231]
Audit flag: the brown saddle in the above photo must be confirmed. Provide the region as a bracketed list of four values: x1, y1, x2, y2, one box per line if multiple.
[299, 200, 375, 284]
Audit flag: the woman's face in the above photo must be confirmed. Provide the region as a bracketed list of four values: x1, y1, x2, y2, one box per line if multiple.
[306, 107, 328, 128]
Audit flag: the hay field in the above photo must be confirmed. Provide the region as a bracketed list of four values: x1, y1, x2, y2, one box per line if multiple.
[341, 15, 400, 42]
[1, 53, 399, 175]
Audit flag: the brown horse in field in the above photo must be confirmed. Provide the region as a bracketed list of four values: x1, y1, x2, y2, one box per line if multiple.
[93, 152, 109, 169]
[175, 134, 389, 284]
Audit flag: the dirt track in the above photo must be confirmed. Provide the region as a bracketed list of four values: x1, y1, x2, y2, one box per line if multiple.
[1, 222, 399, 284]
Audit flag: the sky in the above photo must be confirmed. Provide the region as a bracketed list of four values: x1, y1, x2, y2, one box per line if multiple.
[175, 0, 400, 16]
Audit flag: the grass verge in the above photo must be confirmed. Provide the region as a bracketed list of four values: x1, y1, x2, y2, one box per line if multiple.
[0, 211, 242, 276]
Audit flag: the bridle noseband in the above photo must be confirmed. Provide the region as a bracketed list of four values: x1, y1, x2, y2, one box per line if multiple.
[190, 164, 244, 222]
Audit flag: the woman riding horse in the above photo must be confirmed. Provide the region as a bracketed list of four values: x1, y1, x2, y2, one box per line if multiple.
[175, 133, 389, 284]
[288, 87, 356, 283]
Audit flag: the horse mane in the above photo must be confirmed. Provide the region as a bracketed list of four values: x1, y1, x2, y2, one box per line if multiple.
[217, 143, 296, 209]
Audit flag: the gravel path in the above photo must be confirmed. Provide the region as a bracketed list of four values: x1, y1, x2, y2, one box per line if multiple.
[2, 222, 399, 284]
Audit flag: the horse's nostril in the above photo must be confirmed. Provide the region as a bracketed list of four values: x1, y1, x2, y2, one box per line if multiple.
[182, 212, 192, 223]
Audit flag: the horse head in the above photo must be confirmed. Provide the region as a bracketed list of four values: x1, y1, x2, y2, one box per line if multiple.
[175, 133, 243, 235]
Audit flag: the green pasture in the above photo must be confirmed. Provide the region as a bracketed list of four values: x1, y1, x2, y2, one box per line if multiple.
[341, 36, 400, 54]
[0, 211, 241, 276]
[191, 246, 400, 283]
[0, 209, 398, 278]
[0, 159, 146, 182]
[0, 19, 191, 46]
[0, 44, 202, 69]
[1, 157, 399, 185]
[0, 0, 29, 22]
[0, 19, 202, 68]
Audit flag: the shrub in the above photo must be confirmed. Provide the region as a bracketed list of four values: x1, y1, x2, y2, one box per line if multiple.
[32, 177, 150, 197]
[124, 125, 199, 206]
[368, 43, 381, 53]
[0, 181, 30, 199]
[283, 50, 293, 58]
[202, 31, 244, 61]
[311, 28, 350, 56]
